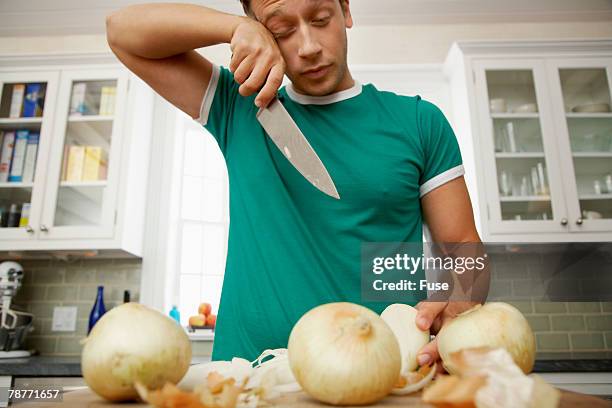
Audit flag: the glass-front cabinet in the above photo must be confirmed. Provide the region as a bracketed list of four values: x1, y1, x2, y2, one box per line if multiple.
[474, 58, 612, 235]
[0, 61, 149, 255]
[549, 60, 612, 232]
[41, 69, 128, 239]
[474, 60, 568, 234]
[0, 72, 58, 240]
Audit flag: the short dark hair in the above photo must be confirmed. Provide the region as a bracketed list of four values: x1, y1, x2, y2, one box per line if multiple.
[239, 0, 344, 18]
[239, 0, 252, 16]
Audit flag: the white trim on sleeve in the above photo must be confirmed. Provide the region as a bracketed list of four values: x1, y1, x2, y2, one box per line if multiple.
[419, 164, 465, 198]
[195, 64, 221, 125]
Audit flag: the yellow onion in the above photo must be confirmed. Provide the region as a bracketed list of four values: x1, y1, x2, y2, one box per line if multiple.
[437, 302, 536, 374]
[288, 302, 401, 405]
[81, 303, 192, 401]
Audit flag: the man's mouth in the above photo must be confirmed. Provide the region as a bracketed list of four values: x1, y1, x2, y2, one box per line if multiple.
[302, 64, 331, 79]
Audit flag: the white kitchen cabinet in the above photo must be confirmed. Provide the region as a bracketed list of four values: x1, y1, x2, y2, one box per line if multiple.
[0, 56, 153, 257]
[444, 40, 612, 242]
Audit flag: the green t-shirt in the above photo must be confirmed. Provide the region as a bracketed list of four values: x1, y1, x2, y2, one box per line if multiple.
[197, 65, 464, 362]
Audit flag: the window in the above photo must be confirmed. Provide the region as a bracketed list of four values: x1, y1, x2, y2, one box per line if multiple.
[171, 115, 229, 326]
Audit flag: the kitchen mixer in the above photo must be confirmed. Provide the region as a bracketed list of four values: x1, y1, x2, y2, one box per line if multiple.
[0, 261, 34, 358]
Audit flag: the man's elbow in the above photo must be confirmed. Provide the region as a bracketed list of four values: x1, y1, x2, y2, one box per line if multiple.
[105, 11, 122, 51]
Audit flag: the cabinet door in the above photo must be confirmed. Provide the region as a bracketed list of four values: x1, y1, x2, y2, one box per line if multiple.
[0, 71, 59, 241]
[473, 60, 569, 234]
[40, 68, 128, 240]
[547, 58, 612, 232]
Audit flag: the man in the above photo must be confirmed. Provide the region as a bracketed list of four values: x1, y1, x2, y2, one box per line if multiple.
[106, 0, 483, 368]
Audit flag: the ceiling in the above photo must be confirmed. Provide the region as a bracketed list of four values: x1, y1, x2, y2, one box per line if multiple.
[1, 0, 611, 37]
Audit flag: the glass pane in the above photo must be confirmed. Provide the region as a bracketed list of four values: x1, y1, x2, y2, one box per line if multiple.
[54, 79, 116, 227]
[0, 82, 48, 229]
[486, 69, 554, 221]
[0, 82, 47, 119]
[559, 68, 612, 220]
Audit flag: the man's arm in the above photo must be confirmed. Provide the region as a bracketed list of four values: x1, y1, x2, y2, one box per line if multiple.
[105, 3, 284, 118]
[415, 176, 486, 369]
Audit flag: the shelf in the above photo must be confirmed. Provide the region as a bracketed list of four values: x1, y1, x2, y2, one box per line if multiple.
[0, 117, 43, 130]
[491, 113, 539, 119]
[495, 152, 545, 158]
[59, 180, 107, 188]
[566, 113, 612, 119]
[67, 115, 114, 122]
[0, 182, 34, 189]
[500, 195, 551, 202]
[572, 152, 612, 158]
[579, 193, 612, 200]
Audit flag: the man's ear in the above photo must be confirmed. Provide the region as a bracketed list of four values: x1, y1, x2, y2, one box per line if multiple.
[341, 0, 353, 28]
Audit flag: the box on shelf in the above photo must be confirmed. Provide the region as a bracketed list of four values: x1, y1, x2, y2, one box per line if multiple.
[0, 131, 16, 182]
[69, 82, 87, 116]
[82, 146, 102, 181]
[22, 83, 45, 118]
[99, 86, 116, 116]
[18, 203, 30, 227]
[8, 130, 29, 182]
[21, 132, 39, 183]
[9, 84, 25, 118]
[66, 145, 85, 182]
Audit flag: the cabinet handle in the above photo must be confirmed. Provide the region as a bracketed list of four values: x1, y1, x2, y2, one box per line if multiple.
[39, 224, 49, 232]
[24, 225, 34, 234]
[576, 218, 583, 226]
[560, 218, 568, 226]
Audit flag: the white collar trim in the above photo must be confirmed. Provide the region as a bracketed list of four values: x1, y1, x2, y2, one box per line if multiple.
[286, 81, 362, 105]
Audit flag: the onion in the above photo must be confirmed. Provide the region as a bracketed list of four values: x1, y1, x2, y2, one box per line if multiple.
[436, 302, 536, 374]
[287, 302, 401, 405]
[381, 303, 429, 375]
[81, 302, 192, 401]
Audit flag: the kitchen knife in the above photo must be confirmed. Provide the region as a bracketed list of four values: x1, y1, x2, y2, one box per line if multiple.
[256, 97, 340, 199]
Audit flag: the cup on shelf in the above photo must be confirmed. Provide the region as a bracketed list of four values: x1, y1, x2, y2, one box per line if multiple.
[605, 174, 612, 194]
[490, 98, 507, 113]
[499, 171, 513, 196]
[513, 103, 538, 113]
[593, 180, 602, 195]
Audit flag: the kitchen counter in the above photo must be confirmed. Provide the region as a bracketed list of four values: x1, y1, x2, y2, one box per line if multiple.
[0, 355, 212, 377]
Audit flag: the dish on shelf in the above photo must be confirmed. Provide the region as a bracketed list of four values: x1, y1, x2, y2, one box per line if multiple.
[513, 103, 538, 113]
[489, 98, 507, 113]
[571, 103, 611, 113]
[582, 210, 603, 220]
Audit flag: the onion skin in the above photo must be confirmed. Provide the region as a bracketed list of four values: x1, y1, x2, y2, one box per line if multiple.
[288, 302, 401, 406]
[81, 303, 192, 401]
[437, 303, 536, 374]
[381, 303, 429, 375]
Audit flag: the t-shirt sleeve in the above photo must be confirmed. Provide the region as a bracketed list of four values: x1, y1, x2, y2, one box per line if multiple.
[416, 96, 464, 198]
[194, 64, 240, 153]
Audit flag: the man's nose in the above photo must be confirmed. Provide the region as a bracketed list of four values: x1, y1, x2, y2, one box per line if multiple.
[297, 26, 322, 58]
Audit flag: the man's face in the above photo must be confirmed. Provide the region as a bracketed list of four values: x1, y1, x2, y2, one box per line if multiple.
[250, 0, 353, 96]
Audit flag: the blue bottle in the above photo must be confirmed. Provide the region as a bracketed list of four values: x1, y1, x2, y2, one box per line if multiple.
[88, 286, 107, 334]
[169, 305, 181, 325]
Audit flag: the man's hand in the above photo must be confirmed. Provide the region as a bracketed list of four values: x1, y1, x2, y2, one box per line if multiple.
[415, 301, 479, 372]
[230, 18, 286, 108]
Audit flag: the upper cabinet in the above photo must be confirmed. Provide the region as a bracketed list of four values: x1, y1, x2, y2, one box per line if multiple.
[0, 57, 154, 257]
[445, 40, 612, 242]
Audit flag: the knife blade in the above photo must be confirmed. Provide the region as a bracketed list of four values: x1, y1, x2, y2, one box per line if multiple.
[256, 98, 340, 199]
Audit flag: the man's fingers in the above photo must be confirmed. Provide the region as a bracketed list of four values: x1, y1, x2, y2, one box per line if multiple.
[415, 301, 447, 331]
[255, 64, 284, 108]
[233, 54, 256, 84]
[239, 61, 268, 97]
[417, 336, 439, 368]
[229, 49, 247, 73]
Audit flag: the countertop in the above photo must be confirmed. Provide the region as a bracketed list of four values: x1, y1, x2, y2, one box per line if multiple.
[0, 356, 610, 377]
[0, 355, 211, 377]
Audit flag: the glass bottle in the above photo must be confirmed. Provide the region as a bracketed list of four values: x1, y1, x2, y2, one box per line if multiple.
[169, 305, 181, 325]
[88, 286, 106, 334]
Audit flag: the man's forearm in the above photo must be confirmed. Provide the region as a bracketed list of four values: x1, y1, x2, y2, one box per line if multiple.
[106, 3, 245, 59]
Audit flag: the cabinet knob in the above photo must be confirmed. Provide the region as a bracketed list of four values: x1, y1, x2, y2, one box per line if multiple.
[24, 225, 34, 234]
[560, 218, 568, 226]
[576, 218, 583, 226]
[39, 224, 49, 232]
